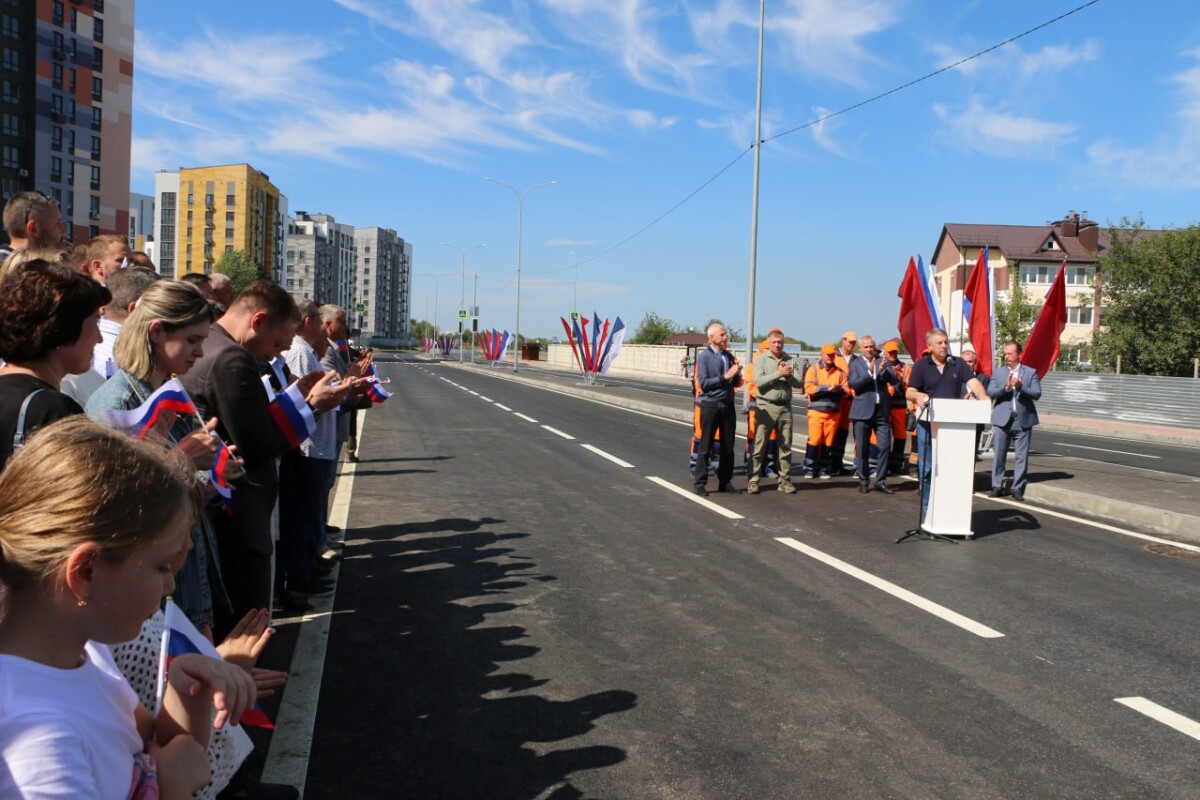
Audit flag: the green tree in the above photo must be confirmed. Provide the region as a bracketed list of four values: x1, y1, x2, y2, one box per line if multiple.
[631, 312, 678, 344]
[1100, 217, 1200, 376]
[994, 277, 1039, 350]
[410, 319, 437, 339]
[214, 250, 261, 295]
[705, 318, 744, 343]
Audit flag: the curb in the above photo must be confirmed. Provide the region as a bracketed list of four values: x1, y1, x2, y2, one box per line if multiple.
[439, 361, 1198, 540]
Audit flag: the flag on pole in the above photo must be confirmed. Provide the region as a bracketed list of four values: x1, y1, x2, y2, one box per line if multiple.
[578, 315, 593, 373]
[1021, 259, 1068, 379]
[962, 245, 994, 377]
[896, 256, 937, 358]
[560, 317, 583, 372]
[95, 378, 197, 439]
[210, 437, 234, 514]
[917, 255, 945, 332]
[599, 317, 626, 375]
[267, 382, 316, 448]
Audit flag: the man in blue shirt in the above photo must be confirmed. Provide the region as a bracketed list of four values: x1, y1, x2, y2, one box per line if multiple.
[693, 322, 744, 496]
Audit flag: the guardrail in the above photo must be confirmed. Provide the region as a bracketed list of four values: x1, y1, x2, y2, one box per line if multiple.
[1039, 372, 1200, 429]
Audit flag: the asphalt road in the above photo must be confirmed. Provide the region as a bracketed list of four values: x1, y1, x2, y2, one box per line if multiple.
[300, 357, 1200, 799]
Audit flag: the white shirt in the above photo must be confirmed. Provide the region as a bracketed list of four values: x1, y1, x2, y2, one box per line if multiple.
[283, 335, 338, 460]
[0, 642, 143, 800]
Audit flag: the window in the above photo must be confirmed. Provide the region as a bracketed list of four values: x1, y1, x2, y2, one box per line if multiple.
[91, 106, 101, 130]
[161, 191, 176, 209]
[89, 165, 100, 190]
[225, 228, 234, 240]
[93, 47, 103, 71]
[91, 76, 102, 102]
[65, 128, 74, 152]
[94, 0, 105, 11]
[64, 193, 73, 216]
[2, 79, 20, 104]
[89, 225, 99, 239]
[1, 112, 21, 137]
[53, 1, 64, 26]
[2, 14, 21, 40]
[90, 135, 101, 159]
[88, 195, 100, 219]
[2, 46, 22, 72]
[225, 211, 234, 221]
[50, 187, 62, 204]
[67, 160, 74, 185]
[160, 225, 174, 240]
[53, 64, 63, 89]
[50, 156, 62, 181]
[68, 68, 76, 93]
[69, 8, 76, 32]
[53, 31, 64, 50]
[186, 210, 193, 223]
[226, 194, 235, 206]
[2, 145, 20, 169]
[225, 245, 233, 253]
[1066, 266, 1095, 286]
[1067, 306, 1094, 326]
[51, 125, 63, 150]
[1019, 265, 1053, 285]
[93, 17, 103, 42]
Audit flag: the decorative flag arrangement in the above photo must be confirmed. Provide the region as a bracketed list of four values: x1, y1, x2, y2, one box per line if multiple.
[156, 599, 274, 730]
[477, 329, 513, 364]
[962, 245, 994, 377]
[559, 313, 626, 383]
[420, 338, 435, 353]
[96, 378, 197, 439]
[363, 363, 392, 403]
[895, 256, 943, 358]
[264, 379, 317, 448]
[1021, 258, 1068, 378]
[421, 337, 456, 356]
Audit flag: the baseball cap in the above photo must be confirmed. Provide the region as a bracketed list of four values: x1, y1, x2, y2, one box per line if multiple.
[820, 343, 837, 355]
[882, 340, 899, 353]
[841, 330, 857, 343]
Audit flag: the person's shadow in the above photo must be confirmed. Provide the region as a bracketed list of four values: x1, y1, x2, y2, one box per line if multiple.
[304, 517, 636, 799]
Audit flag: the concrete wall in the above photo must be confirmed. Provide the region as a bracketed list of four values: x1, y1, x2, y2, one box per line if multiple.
[547, 343, 690, 378]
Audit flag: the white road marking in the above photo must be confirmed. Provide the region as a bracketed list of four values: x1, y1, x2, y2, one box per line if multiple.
[479, 396, 493, 402]
[514, 412, 539, 423]
[541, 425, 576, 440]
[647, 476, 744, 520]
[1055, 443, 1160, 459]
[495, 403, 513, 411]
[1115, 697, 1200, 742]
[978, 494, 1200, 554]
[775, 537, 1005, 639]
[581, 443, 635, 468]
[261, 411, 364, 795]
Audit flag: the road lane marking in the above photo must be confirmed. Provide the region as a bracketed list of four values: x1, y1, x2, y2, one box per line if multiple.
[1115, 697, 1200, 742]
[581, 443, 634, 468]
[647, 476, 744, 520]
[514, 412, 539, 423]
[541, 425, 576, 440]
[775, 537, 1005, 639]
[495, 403, 513, 411]
[479, 396, 493, 402]
[1055, 443, 1160, 458]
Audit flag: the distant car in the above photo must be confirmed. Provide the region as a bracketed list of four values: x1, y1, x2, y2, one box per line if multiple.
[552, 336, 560, 345]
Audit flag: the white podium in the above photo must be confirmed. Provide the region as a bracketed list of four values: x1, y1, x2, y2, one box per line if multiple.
[923, 399, 990, 538]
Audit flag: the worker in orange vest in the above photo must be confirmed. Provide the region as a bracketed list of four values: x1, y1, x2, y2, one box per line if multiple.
[830, 331, 859, 476]
[803, 344, 848, 479]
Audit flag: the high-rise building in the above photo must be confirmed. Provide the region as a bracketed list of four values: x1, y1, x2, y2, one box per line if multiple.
[284, 211, 333, 304]
[151, 163, 287, 280]
[352, 226, 410, 343]
[0, 0, 135, 245]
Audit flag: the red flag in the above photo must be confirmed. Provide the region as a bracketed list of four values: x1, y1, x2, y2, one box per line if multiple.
[560, 317, 583, 371]
[896, 256, 934, 358]
[1021, 259, 1067, 379]
[962, 246, 993, 377]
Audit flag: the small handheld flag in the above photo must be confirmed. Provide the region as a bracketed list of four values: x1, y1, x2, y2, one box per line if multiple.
[267, 382, 317, 448]
[96, 378, 197, 439]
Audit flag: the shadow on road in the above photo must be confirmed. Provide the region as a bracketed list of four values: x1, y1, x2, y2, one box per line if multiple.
[306, 516, 635, 799]
[971, 508, 1042, 538]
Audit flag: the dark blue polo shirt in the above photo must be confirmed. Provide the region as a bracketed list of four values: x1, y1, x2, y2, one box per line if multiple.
[908, 355, 978, 399]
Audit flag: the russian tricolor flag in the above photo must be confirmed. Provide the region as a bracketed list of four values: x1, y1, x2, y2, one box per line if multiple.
[364, 364, 391, 403]
[267, 382, 317, 448]
[97, 378, 197, 439]
[210, 437, 234, 514]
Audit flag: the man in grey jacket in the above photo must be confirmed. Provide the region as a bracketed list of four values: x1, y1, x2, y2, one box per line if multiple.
[987, 341, 1042, 501]
[748, 329, 803, 494]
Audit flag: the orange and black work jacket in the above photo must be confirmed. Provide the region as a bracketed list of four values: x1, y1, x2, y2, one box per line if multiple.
[885, 360, 909, 410]
[804, 362, 848, 413]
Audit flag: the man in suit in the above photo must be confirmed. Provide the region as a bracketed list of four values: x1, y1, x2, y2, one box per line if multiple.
[693, 322, 744, 496]
[987, 341, 1042, 501]
[848, 336, 901, 494]
[181, 281, 343, 635]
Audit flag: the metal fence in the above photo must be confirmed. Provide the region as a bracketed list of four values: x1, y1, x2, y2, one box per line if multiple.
[1039, 372, 1200, 429]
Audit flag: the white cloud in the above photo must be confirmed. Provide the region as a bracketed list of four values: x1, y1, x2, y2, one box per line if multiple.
[933, 97, 1076, 156]
[932, 39, 1101, 81]
[770, 0, 899, 86]
[1085, 50, 1200, 190]
[809, 106, 849, 157]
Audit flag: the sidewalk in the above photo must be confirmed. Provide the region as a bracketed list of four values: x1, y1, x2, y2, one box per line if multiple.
[436, 357, 1200, 544]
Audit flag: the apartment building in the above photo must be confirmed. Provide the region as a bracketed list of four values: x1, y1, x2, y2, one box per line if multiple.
[352, 226, 410, 343]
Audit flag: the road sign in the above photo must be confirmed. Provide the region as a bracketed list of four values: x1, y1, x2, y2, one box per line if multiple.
[457, 308, 468, 320]
[355, 303, 365, 313]
[569, 310, 580, 323]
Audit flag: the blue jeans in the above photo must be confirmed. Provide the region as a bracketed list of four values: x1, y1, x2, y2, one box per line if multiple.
[917, 420, 932, 516]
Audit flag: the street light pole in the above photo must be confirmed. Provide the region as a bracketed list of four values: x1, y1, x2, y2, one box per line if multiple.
[744, 0, 766, 393]
[486, 177, 558, 373]
[441, 242, 485, 363]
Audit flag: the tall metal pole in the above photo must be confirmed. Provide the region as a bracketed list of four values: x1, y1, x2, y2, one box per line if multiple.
[472, 272, 479, 364]
[442, 242, 484, 363]
[572, 252, 579, 316]
[485, 177, 558, 373]
[744, 0, 766, 394]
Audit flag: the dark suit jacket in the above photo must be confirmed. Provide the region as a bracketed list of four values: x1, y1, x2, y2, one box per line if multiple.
[181, 325, 293, 555]
[848, 357, 899, 421]
[986, 363, 1042, 429]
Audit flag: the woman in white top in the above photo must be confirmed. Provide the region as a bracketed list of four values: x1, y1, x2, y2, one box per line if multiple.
[0, 416, 256, 799]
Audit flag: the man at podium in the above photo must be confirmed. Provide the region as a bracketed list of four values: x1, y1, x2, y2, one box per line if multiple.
[905, 328, 988, 515]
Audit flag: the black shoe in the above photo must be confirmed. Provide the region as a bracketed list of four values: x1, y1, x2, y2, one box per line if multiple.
[325, 525, 342, 534]
[874, 483, 895, 495]
[348, 454, 359, 462]
[988, 487, 1005, 498]
[291, 578, 334, 595]
[859, 483, 870, 494]
[693, 485, 709, 496]
[274, 591, 312, 613]
[717, 483, 743, 494]
[1010, 490, 1025, 502]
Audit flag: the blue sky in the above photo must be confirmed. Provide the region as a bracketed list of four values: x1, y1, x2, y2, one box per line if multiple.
[131, 1, 1200, 343]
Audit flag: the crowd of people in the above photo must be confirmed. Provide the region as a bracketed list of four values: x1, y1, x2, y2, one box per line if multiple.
[693, 322, 1042, 510]
[0, 190, 373, 798]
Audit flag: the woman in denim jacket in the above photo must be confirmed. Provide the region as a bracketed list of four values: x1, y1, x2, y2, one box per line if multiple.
[86, 280, 241, 634]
